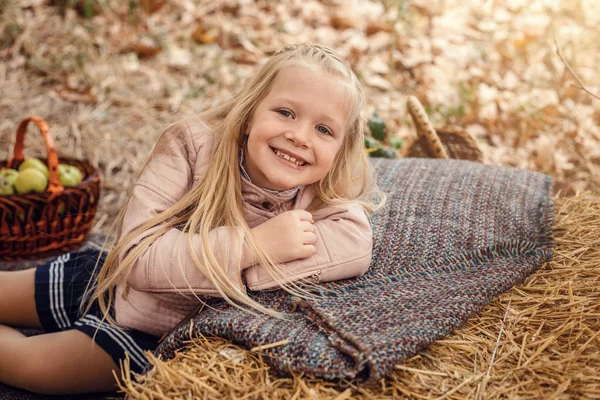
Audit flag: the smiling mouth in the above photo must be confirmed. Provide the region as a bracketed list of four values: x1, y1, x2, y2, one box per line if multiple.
[271, 147, 309, 166]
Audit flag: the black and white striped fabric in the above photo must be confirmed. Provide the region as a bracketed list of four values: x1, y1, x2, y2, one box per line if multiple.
[33, 249, 159, 374]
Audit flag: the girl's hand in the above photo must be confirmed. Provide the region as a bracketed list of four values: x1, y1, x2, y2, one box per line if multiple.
[249, 210, 316, 265]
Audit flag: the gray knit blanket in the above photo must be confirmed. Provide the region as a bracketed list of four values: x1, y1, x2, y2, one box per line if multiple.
[156, 158, 554, 383]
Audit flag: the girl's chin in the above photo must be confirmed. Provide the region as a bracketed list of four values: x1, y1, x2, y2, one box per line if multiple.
[266, 182, 300, 191]
[264, 175, 304, 191]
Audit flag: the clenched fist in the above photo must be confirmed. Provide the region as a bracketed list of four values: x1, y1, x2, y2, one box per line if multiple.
[249, 210, 316, 265]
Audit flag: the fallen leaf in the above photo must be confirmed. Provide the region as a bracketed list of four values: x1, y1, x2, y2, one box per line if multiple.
[231, 51, 261, 65]
[398, 53, 432, 70]
[540, 104, 559, 118]
[166, 47, 192, 69]
[330, 14, 357, 30]
[139, 0, 166, 14]
[129, 43, 162, 58]
[221, 0, 240, 15]
[368, 57, 389, 75]
[282, 20, 303, 34]
[364, 75, 390, 91]
[121, 53, 140, 72]
[192, 25, 218, 45]
[54, 86, 97, 104]
[466, 124, 488, 138]
[532, 135, 555, 171]
[366, 21, 393, 36]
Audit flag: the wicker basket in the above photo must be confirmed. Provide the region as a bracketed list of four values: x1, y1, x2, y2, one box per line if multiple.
[400, 96, 484, 162]
[0, 116, 101, 261]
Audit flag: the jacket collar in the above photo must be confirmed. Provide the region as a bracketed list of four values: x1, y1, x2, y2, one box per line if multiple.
[240, 176, 305, 212]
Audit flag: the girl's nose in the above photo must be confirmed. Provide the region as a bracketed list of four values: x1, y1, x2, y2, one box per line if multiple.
[285, 125, 310, 147]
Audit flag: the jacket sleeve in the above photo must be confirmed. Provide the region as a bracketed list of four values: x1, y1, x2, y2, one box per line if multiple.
[243, 202, 373, 291]
[118, 122, 251, 296]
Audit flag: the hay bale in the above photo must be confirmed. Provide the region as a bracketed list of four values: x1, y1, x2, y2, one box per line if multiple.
[120, 193, 600, 399]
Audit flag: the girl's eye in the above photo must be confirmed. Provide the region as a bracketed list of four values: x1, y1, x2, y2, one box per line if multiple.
[316, 125, 333, 136]
[276, 109, 293, 118]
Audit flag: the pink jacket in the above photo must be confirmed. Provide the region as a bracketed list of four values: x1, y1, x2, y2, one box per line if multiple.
[114, 121, 373, 336]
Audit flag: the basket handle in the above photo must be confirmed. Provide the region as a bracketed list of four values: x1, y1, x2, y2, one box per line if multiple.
[407, 96, 449, 159]
[6, 116, 64, 195]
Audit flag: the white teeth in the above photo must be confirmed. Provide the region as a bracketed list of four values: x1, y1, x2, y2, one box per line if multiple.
[273, 148, 306, 166]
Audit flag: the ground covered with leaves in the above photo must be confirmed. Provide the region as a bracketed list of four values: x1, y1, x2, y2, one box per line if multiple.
[1, 1, 600, 399]
[1, 0, 599, 233]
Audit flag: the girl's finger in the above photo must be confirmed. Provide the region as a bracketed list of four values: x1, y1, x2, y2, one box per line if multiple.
[303, 232, 316, 244]
[300, 221, 314, 232]
[301, 244, 316, 257]
[295, 210, 313, 221]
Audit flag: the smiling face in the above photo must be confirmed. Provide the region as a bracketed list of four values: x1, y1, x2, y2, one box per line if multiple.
[243, 64, 351, 191]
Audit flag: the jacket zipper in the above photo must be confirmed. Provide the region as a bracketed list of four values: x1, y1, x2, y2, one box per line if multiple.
[311, 270, 322, 283]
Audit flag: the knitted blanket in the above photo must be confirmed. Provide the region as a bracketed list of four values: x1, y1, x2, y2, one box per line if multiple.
[157, 158, 554, 383]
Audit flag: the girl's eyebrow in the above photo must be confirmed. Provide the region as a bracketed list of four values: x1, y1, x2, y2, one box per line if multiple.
[272, 97, 343, 131]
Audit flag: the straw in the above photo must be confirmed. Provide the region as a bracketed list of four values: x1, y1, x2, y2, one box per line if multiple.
[120, 193, 600, 399]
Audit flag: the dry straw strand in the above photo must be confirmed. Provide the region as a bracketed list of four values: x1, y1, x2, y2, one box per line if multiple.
[474, 300, 511, 400]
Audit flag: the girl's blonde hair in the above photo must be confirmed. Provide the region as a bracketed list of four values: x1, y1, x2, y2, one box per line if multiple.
[86, 43, 386, 324]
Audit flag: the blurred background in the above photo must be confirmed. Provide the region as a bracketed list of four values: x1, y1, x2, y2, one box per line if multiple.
[1, 0, 599, 234]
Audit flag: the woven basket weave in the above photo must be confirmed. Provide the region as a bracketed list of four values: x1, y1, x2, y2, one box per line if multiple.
[0, 116, 101, 261]
[401, 96, 483, 162]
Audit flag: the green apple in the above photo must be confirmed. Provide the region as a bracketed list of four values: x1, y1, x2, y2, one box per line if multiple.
[0, 168, 19, 195]
[19, 157, 49, 179]
[58, 163, 83, 186]
[14, 168, 48, 194]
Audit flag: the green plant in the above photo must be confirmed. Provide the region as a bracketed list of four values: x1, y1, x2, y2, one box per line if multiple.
[368, 112, 387, 141]
[390, 136, 405, 150]
[365, 114, 400, 159]
[50, 0, 100, 19]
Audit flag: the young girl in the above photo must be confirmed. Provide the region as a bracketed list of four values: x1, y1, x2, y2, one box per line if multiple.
[0, 43, 384, 395]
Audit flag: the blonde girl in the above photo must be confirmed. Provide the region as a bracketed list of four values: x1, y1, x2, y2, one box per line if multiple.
[0, 43, 384, 395]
